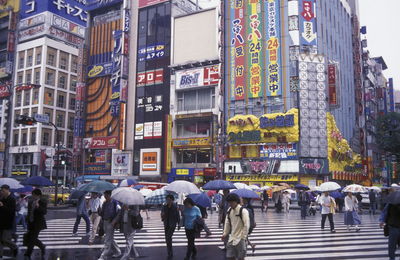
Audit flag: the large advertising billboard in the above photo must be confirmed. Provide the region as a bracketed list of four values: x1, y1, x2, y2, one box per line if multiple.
[0, 0, 20, 18]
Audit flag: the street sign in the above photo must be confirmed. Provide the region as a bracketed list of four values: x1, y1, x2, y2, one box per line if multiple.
[45, 148, 55, 157]
[34, 114, 50, 124]
[45, 158, 54, 169]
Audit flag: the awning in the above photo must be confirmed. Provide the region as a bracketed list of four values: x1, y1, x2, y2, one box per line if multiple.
[75, 175, 100, 182]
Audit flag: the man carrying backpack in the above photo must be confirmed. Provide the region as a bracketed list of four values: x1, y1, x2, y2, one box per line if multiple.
[221, 193, 250, 260]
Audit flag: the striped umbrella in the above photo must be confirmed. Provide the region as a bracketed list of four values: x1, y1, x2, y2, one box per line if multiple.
[145, 189, 177, 205]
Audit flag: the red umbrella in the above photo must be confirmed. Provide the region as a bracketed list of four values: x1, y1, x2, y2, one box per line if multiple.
[207, 190, 217, 197]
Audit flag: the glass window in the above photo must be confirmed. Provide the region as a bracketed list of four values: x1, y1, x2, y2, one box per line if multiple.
[71, 55, 78, 73]
[70, 76, 77, 91]
[13, 133, 18, 146]
[34, 69, 40, 84]
[26, 71, 32, 84]
[59, 52, 68, 70]
[45, 69, 56, 86]
[177, 88, 215, 112]
[56, 113, 64, 128]
[30, 132, 36, 145]
[58, 73, 67, 89]
[44, 89, 54, 106]
[36, 52, 42, 65]
[182, 150, 196, 163]
[22, 133, 27, 145]
[57, 94, 65, 108]
[177, 120, 210, 137]
[24, 91, 30, 106]
[197, 149, 211, 163]
[18, 52, 24, 69]
[32, 90, 39, 105]
[67, 134, 73, 149]
[68, 115, 74, 129]
[16, 94, 21, 107]
[42, 132, 50, 146]
[69, 97, 75, 110]
[17, 72, 23, 84]
[47, 47, 57, 66]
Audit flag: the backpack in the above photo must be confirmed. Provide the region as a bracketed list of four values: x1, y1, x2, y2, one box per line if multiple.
[227, 206, 256, 235]
[131, 212, 143, 230]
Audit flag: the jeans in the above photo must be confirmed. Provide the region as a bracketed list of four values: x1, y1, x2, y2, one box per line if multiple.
[121, 230, 138, 260]
[388, 226, 400, 260]
[164, 225, 176, 256]
[370, 202, 377, 214]
[24, 228, 44, 257]
[300, 205, 308, 219]
[99, 220, 121, 259]
[321, 213, 335, 231]
[0, 229, 17, 257]
[185, 229, 196, 258]
[15, 213, 27, 229]
[73, 214, 91, 234]
[89, 213, 101, 242]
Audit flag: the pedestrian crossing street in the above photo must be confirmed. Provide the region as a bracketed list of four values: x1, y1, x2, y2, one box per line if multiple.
[14, 210, 391, 259]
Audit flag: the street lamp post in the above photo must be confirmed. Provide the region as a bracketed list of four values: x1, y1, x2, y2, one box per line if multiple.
[49, 122, 60, 206]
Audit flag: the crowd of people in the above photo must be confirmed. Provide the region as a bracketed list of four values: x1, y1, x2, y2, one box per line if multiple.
[0, 183, 400, 260]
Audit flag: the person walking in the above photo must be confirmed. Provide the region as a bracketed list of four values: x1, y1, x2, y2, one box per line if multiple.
[369, 189, 377, 215]
[198, 205, 212, 237]
[88, 192, 101, 244]
[344, 192, 361, 232]
[182, 197, 202, 260]
[298, 190, 310, 220]
[221, 193, 250, 260]
[273, 191, 283, 213]
[117, 204, 141, 260]
[0, 185, 18, 259]
[261, 190, 269, 212]
[242, 198, 256, 254]
[218, 189, 230, 228]
[318, 191, 336, 233]
[161, 194, 180, 259]
[72, 194, 90, 237]
[379, 203, 400, 260]
[282, 191, 291, 214]
[24, 188, 47, 260]
[355, 193, 363, 214]
[15, 194, 28, 230]
[98, 190, 121, 260]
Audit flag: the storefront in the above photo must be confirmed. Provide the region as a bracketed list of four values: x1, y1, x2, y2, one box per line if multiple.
[225, 174, 299, 188]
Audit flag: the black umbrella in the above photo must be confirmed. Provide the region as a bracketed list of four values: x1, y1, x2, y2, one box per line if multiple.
[385, 191, 400, 204]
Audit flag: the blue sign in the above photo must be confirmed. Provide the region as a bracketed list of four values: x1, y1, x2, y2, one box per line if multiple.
[138, 43, 165, 62]
[110, 30, 123, 117]
[260, 114, 295, 128]
[260, 143, 298, 159]
[20, 0, 88, 26]
[86, 0, 123, 11]
[73, 118, 85, 137]
[87, 63, 113, 78]
[298, 0, 317, 46]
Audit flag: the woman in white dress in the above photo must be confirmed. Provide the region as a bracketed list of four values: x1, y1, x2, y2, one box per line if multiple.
[344, 192, 361, 232]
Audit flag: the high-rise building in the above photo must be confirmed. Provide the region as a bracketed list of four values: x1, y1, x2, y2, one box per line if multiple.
[8, 0, 87, 182]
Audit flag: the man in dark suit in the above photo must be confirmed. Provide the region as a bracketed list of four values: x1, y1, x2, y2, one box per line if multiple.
[0, 184, 18, 258]
[24, 188, 47, 260]
[161, 194, 180, 259]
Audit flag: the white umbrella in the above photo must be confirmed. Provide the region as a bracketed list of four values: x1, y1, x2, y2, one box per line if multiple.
[309, 186, 321, 192]
[368, 186, 382, 192]
[111, 187, 145, 205]
[284, 189, 296, 194]
[260, 186, 271, 190]
[233, 183, 251, 190]
[319, 181, 341, 192]
[0, 178, 23, 189]
[342, 184, 368, 193]
[165, 180, 201, 194]
[248, 185, 261, 191]
[139, 188, 153, 197]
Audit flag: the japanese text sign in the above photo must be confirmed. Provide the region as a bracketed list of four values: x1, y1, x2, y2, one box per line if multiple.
[299, 0, 317, 46]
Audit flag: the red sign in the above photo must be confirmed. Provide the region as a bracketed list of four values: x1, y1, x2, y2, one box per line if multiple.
[204, 65, 220, 86]
[15, 84, 40, 92]
[328, 64, 336, 84]
[139, 0, 168, 8]
[137, 69, 164, 87]
[328, 64, 337, 106]
[204, 168, 217, 177]
[0, 85, 10, 98]
[83, 136, 119, 149]
[7, 32, 15, 52]
[301, 1, 315, 21]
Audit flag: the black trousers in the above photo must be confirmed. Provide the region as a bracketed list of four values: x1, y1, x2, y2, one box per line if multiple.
[164, 225, 176, 255]
[185, 229, 196, 258]
[24, 228, 44, 257]
[321, 213, 335, 231]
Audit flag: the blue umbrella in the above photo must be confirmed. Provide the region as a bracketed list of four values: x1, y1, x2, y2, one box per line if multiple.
[203, 180, 236, 190]
[295, 184, 309, 190]
[21, 176, 54, 187]
[11, 185, 33, 193]
[118, 179, 138, 187]
[78, 180, 115, 193]
[232, 189, 259, 199]
[188, 193, 212, 208]
[330, 191, 344, 199]
[133, 185, 145, 190]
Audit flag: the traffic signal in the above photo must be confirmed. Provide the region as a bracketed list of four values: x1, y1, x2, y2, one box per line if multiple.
[15, 115, 36, 125]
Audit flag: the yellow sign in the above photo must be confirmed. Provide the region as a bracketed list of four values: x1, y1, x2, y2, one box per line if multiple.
[0, 0, 20, 19]
[176, 169, 189, 175]
[165, 115, 172, 173]
[12, 171, 28, 176]
[172, 137, 211, 147]
[226, 175, 298, 182]
[88, 65, 104, 77]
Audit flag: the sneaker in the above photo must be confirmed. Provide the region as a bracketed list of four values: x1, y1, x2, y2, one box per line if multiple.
[331, 229, 336, 233]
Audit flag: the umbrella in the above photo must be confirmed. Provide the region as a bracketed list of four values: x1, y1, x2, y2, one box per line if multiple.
[111, 187, 145, 205]
[330, 191, 344, 199]
[233, 183, 251, 190]
[133, 185, 145, 190]
[385, 191, 400, 204]
[248, 185, 261, 191]
[260, 186, 271, 190]
[118, 179, 138, 187]
[11, 185, 33, 193]
[0, 178, 23, 189]
[342, 184, 368, 193]
[202, 180, 236, 190]
[319, 182, 341, 192]
[77, 180, 115, 193]
[271, 185, 287, 192]
[21, 176, 54, 187]
[368, 186, 382, 192]
[232, 189, 259, 199]
[188, 193, 211, 208]
[284, 189, 296, 194]
[139, 188, 153, 197]
[69, 186, 88, 200]
[278, 183, 290, 187]
[145, 189, 177, 205]
[295, 184, 309, 190]
[206, 190, 217, 197]
[165, 180, 201, 194]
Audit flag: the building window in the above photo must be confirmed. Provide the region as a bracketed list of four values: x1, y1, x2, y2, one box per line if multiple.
[67, 134, 73, 149]
[59, 52, 68, 70]
[18, 52, 24, 69]
[26, 72, 32, 84]
[44, 89, 54, 106]
[56, 113, 64, 128]
[42, 132, 50, 146]
[13, 133, 18, 146]
[30, 132, 36, 145]
[36, 52, 41, 65]
[22, 133, 27, 145]
[16, 94, 21, 107]
[27, 54, 33, 67]
[57, 95, 65, 108]
[45, 69, 55, 86]
[176, 149, 211, 164]
[70, 76, 77, 91]
[177, 120, 210, 137]
[32, 90, 39, 105]
[24, 91, 30, 106]
[17, 73, 23, 84]
[68, 116, 74, 129]
[47, 47, 57, 66]
[69, 97, 75, 110]
[71, 55, 78, 73]
[34, 70, 40, 84]
[177, 88, 215, 111]
[58, 73, 67, 89]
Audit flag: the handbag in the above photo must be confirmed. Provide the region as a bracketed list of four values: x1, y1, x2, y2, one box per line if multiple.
[131, 213, 143, 230]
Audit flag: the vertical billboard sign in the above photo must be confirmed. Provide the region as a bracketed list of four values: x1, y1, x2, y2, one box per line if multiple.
[247, 0, 263, 99]
[110, 30, 123, 117]
[230, 0, 245, 101]
[299, 0, 317, 46]
[265, 0, 282, 97]
[328, 63, 338, 106]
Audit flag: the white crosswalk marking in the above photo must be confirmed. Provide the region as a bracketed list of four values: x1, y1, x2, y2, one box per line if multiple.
[13, 210, 391, 259]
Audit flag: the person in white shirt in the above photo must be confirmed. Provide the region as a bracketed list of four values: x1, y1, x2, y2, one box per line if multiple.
[344, 192, 361, 232]
[282, 191, 291, 213]
[88, 192, 101, 244]
[318, 192, 336, 233]
[222, 193, 250, 260]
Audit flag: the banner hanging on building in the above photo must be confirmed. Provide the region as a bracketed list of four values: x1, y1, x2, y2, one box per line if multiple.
[299, 0, 317, 46]
[328, 63, 338, 106]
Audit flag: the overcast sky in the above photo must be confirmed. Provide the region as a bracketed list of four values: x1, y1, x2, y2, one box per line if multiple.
[198, 0, 399, 90]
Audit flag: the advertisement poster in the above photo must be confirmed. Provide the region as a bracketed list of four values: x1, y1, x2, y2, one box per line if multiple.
[140, 148, 161, 176]
[111, 150, 132, 176]
[135, 123, 144, 140]
[144, 122, 153, 139]
[299, 0, 317, 46]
